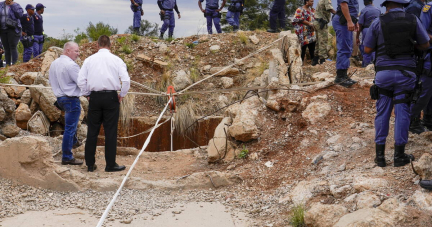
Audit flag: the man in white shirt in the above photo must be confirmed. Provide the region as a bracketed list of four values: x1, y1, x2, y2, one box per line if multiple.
[49, 41, 83, 166]
[77, 35, 130, 172]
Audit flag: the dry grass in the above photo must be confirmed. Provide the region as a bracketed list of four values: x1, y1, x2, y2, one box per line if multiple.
[174, 101, 196, 137]
[119, 94, 135, 129]
[238, 31, 249, 45]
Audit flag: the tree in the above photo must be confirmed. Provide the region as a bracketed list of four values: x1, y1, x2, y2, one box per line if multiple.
[85, 22, 118, 41]
[74, 28, 88, 44]
[124, 19, 160, 37]
[221, 0, 301, 32]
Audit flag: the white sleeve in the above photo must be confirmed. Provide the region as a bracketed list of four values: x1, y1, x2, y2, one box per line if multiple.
[118, 59, 130, 97]
[77, 59, 90, 96]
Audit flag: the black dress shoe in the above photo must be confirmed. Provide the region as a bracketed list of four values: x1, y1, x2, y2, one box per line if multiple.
[105, 163, 126, 172]
[420, 180, 432, 190]
[267, 29, 277, 33]
[62, 158, 83, 165]
[88, 164, 97, 172]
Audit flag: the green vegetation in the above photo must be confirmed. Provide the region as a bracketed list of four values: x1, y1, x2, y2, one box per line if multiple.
[238, 145, 249, 159]
[86, 22, 118, 41]
[117, 36, 127, 45]
[190, 68, 199, 82]
[0, 67, 10, 83]
[125, 60, 134, 71]
[238, 32, 249, 45]
[125, 19, 159, 37]
[121, 45, 132, 54]
[185, 42, 197, 49]
[289, 204, 305, 227]
[165, 37, 175, 42]
[131, 34, 140, 42]
[74, 28, 88, 44]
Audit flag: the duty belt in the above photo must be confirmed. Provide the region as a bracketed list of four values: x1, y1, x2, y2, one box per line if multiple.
[375, 66, 416, 74]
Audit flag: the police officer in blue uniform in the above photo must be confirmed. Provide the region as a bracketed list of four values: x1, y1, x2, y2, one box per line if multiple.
[267, 0, 286, 33]
[332, 0, 359, 87]
[131, 0, 144, 34]
[405, 0, 425, 18]
[198, 0, 226, 34]
[409, 2, 432, 134]
[33, 3, 45, 57]
[364, 0, 429, 167]
[158, 0, 181, 39]
[20, 4, 35, 63]
[226, 0, 243, 32]
[356, 0, 380, 67]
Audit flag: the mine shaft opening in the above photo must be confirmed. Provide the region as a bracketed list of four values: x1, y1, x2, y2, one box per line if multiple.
[97, 116, 223, 152]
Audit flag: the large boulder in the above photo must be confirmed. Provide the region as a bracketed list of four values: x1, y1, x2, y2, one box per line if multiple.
[29, 86, 61, 122]
[279, 179, 329, 205]
[19, 72, 38, 85]
[172, 70, 192, 91]
[0, 93, 16, 123]
[353, 177, 389, 192]
[15, 103, 32, 129]
[1, 124, 20, 138]
[413, 153, 432, 180]
[334, 198, 409, 227]
[226, 97, 261, 142]
[20, 89, 31, 105]
[41, 46, 63, 75]
[3, 78, 26, 98]
[279, 31, 303, 83]
[28, 111, 49, 135]
[0, 136, 80, 191]
[409, 190, 432, 211]
[302, 101, 331, 124]
[356, 191, 381, 209]
[207, 117, 236, 163]
[305, 203, 348, 227]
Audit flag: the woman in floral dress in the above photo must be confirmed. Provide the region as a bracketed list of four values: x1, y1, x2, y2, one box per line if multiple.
[292, 0, 317, 65]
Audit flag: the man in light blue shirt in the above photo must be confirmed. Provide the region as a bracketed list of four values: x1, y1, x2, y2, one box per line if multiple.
[49, 41, 83, 166]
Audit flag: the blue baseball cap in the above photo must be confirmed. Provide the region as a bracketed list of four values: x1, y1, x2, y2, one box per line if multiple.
[25, 4, 35, 10]
[36, 3, 46, 10]
[380, 0, 410, 7]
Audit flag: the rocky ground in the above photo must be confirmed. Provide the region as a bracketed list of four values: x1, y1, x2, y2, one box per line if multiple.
[1, 31, 432, 227]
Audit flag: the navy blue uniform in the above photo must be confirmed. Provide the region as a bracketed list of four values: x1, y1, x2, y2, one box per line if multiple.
[20, 13, 34, 62]
[158, 0, 180, 38]
[364, 8, 429, 146]
[358, 4, 380, 67]
[33, 12, 43, 57]
[131, 0, 143, 31]
[200, 0, 223, 34]
[226, 0, 243, 30]
[269, 0, 286, 31]
[405, 0, 425, 18]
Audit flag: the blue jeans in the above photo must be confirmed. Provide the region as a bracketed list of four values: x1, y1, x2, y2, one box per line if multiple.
[205, 8, 222, 34]
[226, 10, 240, 27]
[33, 35, 43, 57]
[160, 10, 175, 36]
[332, 14, 353, 70]
[57, 97, 81, 161]
[375, 70, 416, 146]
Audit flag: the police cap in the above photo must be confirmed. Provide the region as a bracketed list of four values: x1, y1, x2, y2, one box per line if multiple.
[380, 0, 410, 7]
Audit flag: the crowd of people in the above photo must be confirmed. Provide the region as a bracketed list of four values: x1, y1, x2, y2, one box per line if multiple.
[0, 0, 45, 65]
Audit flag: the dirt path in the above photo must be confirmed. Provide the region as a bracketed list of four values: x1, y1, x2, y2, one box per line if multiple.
[0, 202, 250, 227]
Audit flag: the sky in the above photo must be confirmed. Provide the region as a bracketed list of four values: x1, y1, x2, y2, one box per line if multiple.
[32, 0, 388, 39]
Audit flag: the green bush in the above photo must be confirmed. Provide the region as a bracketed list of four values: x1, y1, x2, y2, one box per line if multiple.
[289, 204, 305, 227]
[238, 145, 249, 159]
[121, 45, 132, 54]
[74, 28, 88, 44]
[131, 34, 140, 42]
[86, 22, 118, 41]
[125, 19, 159, 37]
[117, 36, 127, 45]
[185, 43, 196, 49]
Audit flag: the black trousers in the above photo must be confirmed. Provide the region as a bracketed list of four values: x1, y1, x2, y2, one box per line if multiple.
[301, 42, 316, 62]
[0, 28, 20, 65]
[85, 91, 120, 168]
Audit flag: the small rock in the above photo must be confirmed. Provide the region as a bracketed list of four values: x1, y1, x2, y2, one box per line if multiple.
[210, 45, 220, 52]
[221, 77, 234, 88]
[249, 35, 260, 45]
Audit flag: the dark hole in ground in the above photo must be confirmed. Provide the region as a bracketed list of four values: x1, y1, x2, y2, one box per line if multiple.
[98, 116, 222, 152]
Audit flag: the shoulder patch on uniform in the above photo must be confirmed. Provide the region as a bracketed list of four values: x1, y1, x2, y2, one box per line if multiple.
[423, 5, 431, 13]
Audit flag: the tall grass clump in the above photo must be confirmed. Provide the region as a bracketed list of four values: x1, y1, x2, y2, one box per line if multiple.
[238, 32, 249, 45]
[289, 204, 305, 227]
[119, 94, 136, 129]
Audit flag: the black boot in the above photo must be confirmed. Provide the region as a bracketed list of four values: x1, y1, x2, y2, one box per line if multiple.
[342, 69, 357, 86]
[267, 28, 277, 33]
[334, 69, 355, 88]
[423, 114, 432, 131]
[409, 117, 425, 134]
[319, 58, 326, 64]
[168, 33, 173, 39]
[233, 25, 239, 32]
[311, 56, 319, 66]
[375, 144, 386, 167]
[159, 32, 164, 40]
[394, 144, 415, 167]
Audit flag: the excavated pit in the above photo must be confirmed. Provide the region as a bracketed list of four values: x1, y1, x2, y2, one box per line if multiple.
[97, 116, 223, 152]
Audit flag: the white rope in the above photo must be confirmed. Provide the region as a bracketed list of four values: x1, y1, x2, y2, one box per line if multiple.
[96, 97, 172, 227]
[177, 36, 286, 94]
